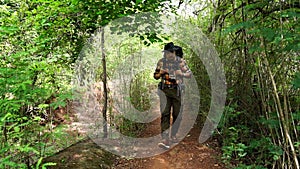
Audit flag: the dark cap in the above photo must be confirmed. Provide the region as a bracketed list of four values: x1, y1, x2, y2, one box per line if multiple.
[162, 42, 176, 52]
[174, 45, 183, 58]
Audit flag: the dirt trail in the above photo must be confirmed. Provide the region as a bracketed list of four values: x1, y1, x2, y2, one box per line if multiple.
[111, 91, 227, 169]
[43, 112, 227, 169]
[113, 117, 227, 169]
[43, 86, 227, 168]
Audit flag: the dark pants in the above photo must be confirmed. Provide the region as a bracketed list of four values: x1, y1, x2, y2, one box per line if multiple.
[158, 87, 182, 139]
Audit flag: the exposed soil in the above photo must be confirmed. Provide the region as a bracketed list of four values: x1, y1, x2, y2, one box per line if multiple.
[112, 118, 227, 169]
[42, 85, 228, 169]
[43, 117, 227, 169]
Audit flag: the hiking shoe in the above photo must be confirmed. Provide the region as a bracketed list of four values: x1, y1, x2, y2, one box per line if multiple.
[158, 139, 170, 149]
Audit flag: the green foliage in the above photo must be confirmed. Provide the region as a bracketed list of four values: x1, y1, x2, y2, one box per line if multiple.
[0, 114, 41, 168]
[0, 3, 73, 163]
[115, 114, 145, 137]
[41, 124, 84, 157]
[258, 113, 281, 129]
[130, 70, 155, 112]
[234, 164, 267, 169]
[1, 0, 169, 167]
[222, 142, 247, 163]
[248, 137, 283, 163]
[220, 105, 250, 164]
[205, 0, 300, 168]
[219, 104, 284, 168]
[35, 157, 57, 169]
[292, 72, 300, 89]
[186, 49, 211, 123]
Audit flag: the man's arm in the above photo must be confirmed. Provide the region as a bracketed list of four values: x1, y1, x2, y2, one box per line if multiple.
[153, 59, 166, 80]
[180, 59, 192, 78]
[154, 68, 161, 80]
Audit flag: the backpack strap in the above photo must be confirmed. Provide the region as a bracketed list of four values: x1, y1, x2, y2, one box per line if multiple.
[162, 57, 167, 69]
[174, 56, 181, 70]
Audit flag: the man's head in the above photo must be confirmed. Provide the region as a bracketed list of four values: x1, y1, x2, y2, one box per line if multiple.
[163, 42, 176, 60]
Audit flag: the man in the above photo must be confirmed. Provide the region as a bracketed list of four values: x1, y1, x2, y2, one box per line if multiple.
[153, 42, 191, 149]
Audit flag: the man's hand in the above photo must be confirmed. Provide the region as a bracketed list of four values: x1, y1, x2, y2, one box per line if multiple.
[154, 69, 168, 80]
[175, 70, 184, 77]
[160, 69, 168, 75]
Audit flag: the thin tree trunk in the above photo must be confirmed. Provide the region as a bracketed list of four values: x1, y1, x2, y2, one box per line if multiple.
[288, 96, 299, 141]
[101, 27, 108, 138]
[261, 37, 299, 169]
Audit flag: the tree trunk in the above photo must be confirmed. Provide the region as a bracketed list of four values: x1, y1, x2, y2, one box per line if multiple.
[101, 27, 108, 138]
[261, 37, 299, 169]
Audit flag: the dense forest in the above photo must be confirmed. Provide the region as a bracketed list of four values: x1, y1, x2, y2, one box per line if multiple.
[0, 0, 299, 168]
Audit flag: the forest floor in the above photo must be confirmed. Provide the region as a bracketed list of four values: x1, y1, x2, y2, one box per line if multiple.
[43, 87, 228, 169]
[112, 119, 227, 169]
[43, 113, 228, 168]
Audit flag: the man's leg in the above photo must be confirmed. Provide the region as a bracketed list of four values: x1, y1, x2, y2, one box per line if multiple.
[171, 94, 182, 139]
[158, 90, 173, 149]
[158, 89, 167, 114]
[161, 95, 172, 139]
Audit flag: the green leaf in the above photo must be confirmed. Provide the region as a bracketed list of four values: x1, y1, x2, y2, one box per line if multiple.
[292, 72, 300, 89]
[36, 157, 43, 169]
[0, 26, 19, 34]
[0, 112, 12, 122]
[223, 20, 254, 34]
[42, 162, 57, 169]
[17, 144, 39, 154]
[295, 142, 300, 147]
[14, 126, 20, 132]
[136, 0, 142, 4]
[38, 103, 49, 109]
